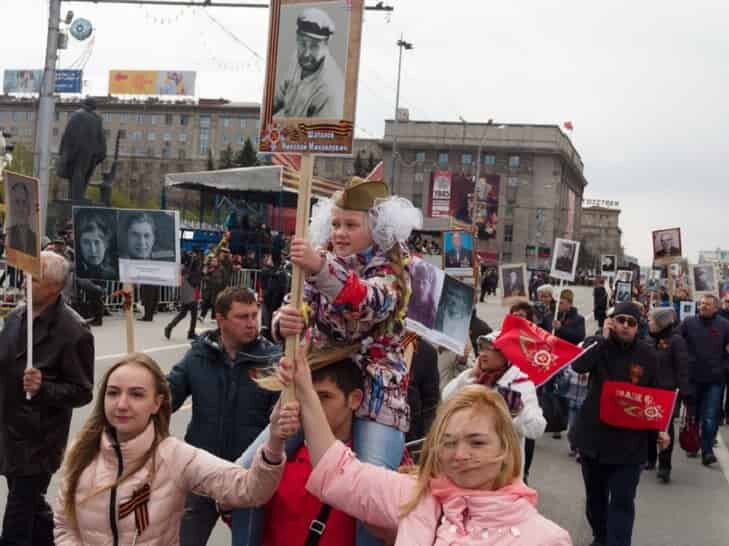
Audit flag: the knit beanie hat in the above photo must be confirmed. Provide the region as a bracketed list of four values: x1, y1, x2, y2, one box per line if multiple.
[612, 302, 642, 322]
[559, 288, 574, 304]
[649, 308, 675, 331]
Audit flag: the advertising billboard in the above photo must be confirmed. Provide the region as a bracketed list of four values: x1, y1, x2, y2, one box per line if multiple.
[3, 69, 82, 94]
[429, 170, 452, 218]
[108, 70, 196, 95]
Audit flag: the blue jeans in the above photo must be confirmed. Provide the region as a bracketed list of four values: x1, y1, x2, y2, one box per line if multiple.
[695, 381, 723, 455]
[233, 418, 404, 546]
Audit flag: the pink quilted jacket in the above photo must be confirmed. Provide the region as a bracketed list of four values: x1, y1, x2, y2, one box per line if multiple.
[54, 423, 284, 545]
[306, 441, 572, 546]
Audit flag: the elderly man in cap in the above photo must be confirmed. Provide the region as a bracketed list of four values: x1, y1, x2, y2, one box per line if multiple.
[571, 302, 668, 546]
[274, 7, 345, 118]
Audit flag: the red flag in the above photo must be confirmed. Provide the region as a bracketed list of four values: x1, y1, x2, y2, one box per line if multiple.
[563, 121, 574, 131]
[600, 381, 678, 431]
[492, 315, 583, 387]
[365, 161, 384, 182]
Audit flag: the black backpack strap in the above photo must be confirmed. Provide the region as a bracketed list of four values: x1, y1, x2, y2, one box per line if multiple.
[304, 503, 333, 546]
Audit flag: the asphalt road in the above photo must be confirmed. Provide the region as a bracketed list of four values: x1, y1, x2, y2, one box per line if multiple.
[1, 286, 728, 545]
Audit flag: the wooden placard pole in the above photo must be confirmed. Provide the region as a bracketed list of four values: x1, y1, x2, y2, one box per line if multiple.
[26, 271, 33, 400]
[553, 278, 565, 334]
[283, 154, 315, 403]
[124, 283, 135, 353]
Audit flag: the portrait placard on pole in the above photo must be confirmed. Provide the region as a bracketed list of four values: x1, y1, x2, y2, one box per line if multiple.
[3, 171, 41, 278]
[550, 237, 580, 283]
[652, 227, 682, 266]
[500, 262, 528, 307]
[259, 0, 364, 156]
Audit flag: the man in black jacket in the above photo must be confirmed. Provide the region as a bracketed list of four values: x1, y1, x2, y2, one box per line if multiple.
[0, 251, 95, 546]
[646, 307, 692, 482]
[593, 277, 609, 329]
[572, 302, 668, 546]
[679, 294, 729, 465]
[167, 286, 282, 546]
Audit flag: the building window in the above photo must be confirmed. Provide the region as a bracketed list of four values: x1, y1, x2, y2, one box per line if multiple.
[118, 129, 127, 139]
[54, 111, 60, 122]
[240, 118, 248, 129]
[180, 114, 189, 126]
[222, 117, 231, 128]
[437, 151, 449, 164]
[132, 130, 142, 141]
[200, 115, 211, 128]
[461, 153, 473, 165]
[200, 128, 210, 154]
[12, 112, 22, 122]
[163, 132, 171, 142]
[412, 193, 423, 209]
[178, 149, 186, 160]
[237, 135, 246, 146]
[150, 114, 159, 125]
[27, 111, 34, 121]
[103, 112, 113, 123]
[178, 133, 187, 143]
[165, 113, 174, 125]
[483, 153, 496, 166]
[161, 147, 171, 158]
[504, 224, 514, 242]
[508, 155, 520, 168]
[148, 132, 156, 141]
[120, 112, 129, 123]
[415, 151, 426, 162]
[137, 113, 145, 124]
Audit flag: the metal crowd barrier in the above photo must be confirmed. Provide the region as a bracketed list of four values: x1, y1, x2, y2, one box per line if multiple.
[94, 268, 262, 312]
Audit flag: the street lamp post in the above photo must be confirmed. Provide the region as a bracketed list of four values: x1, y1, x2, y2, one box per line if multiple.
[390, 36, 413, 195]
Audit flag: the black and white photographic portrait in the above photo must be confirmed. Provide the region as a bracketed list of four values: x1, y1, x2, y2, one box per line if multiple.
[435, 275, 473, 342]
[73, 207, 119, 281]
[550, 238, 580, 282]
[692, 264, 717, 295]
[680, 300, 696, 322]
[273, 2, 349, 119]
[500, 263, 528, 304]
[407, 257, 444, 329]
[4, 172, 39, 258]
[615, 281, 632, 304]
[652, 228, 682, 263]
[601, 254, 616, 274]
[117, 210, 176, 262]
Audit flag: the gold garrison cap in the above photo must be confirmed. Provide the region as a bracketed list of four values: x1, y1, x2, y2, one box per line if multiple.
[333, 177, 389, 211]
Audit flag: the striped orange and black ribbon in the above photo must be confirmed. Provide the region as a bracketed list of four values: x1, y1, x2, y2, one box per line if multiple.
[119, 483, 151, 535]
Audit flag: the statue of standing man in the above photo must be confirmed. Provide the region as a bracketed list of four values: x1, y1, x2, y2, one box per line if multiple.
[57, 97, 106, 204]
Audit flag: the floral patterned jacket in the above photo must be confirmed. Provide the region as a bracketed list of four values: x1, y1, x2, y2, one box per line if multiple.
[276, 245, 412, 432]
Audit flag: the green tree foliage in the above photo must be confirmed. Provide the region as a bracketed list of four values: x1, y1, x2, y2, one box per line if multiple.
[234, 138, 259, 167]
[367, 151, 378, 173]
[353, 151, 366, 177]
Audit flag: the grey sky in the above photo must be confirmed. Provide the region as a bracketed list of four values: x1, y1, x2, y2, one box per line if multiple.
[3, 0, 728, 265]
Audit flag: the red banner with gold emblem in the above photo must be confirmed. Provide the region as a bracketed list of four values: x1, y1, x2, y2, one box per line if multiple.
[493, 315, 583, 387]
[600, 381, 678, 431]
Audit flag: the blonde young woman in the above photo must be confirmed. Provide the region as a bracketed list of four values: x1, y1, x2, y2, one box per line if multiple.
[53, 353, 299, 545]
[278, 344, 572, 546]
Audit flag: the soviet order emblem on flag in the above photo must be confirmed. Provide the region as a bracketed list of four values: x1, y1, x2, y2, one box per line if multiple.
[493, 315, 582, 387]
[599, 381, 678, 431]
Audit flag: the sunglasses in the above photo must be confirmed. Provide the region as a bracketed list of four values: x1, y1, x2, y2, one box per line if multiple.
[614, 315, 638, 328]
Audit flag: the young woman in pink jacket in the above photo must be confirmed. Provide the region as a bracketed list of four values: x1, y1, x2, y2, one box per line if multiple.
[278, 343, 572, 546]
[53, 353, 299, 546]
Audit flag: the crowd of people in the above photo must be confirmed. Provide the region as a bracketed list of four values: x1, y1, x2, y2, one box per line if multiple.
[1, 177, 728, 546]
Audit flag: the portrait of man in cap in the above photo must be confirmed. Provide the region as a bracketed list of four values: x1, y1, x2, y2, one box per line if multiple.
[273, 4, 346, 118]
